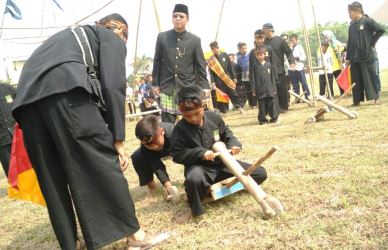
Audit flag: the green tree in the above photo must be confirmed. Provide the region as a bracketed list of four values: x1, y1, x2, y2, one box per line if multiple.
[284, 22, 349, 66]
[127, 54, 153, 86]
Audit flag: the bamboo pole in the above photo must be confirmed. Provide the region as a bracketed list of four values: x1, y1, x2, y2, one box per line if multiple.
[310, 0, 332, 99]
[152, 0, 162, 32]
[134, 0, 143, 62]
[215, 0, 226, 41]
[297, 0, 316, 106]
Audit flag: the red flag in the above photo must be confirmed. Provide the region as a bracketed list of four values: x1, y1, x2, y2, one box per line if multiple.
[336, 65, 351, 91]
[8, 123, 46, 206]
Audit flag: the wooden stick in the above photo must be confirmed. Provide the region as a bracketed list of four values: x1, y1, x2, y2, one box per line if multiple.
[315, 95, 358, 119]
[212, 142, 276, 218]
[289, 90, 313, 106]
[306, 83, 356, 123]
[125, 109, 161, 119]
[291, 91, 307, 105]
[226, 146, 278, 189]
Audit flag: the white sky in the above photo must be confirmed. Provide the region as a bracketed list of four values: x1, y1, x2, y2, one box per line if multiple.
[0, 0, 386, 74]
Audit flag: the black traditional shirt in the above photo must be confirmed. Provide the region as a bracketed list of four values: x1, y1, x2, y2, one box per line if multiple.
[152, 29, 210, 95]
[0, 83, 16, 146]
[264, 36, 294, 75]
[170, 111, 241, 168]
[251, 61, 277, 100]
[346, 16, 385, 63]
[12, 25, 127, 141]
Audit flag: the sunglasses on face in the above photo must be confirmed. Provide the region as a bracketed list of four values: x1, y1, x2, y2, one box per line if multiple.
[173, 14, 186, 19]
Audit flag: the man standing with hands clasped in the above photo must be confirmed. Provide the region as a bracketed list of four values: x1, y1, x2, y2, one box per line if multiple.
[152, 4, 210, 124]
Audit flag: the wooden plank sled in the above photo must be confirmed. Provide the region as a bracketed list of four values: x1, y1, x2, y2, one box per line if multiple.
[315, 94, 358, 120]
[306, 83, 355, 123]
[207, 177, 245, 201]
[212, 142, 279, 218]
[289, 90, 313, 106]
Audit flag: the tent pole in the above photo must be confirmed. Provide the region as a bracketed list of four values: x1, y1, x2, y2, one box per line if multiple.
[297, 0, 316, 106]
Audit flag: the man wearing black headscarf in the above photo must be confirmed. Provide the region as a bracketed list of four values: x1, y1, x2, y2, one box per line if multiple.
[152, 3, 210, 123]
[12, 13, 168, 250]
[346, 1, 385, 106]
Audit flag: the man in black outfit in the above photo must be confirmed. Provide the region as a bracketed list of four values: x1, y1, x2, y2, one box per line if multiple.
[152, 4, 210, 123]
[12, 13, 167, 250]
[0, 81, 16, 177]
[209, 41, 244, 114]
[346, 2, 385, 106]
[262, 23, 295, 113]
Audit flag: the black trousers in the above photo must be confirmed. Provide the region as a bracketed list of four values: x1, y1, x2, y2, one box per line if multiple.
[242, 81, 256, 107]
[184, 161, 267, 216]
[17, 88, 140, 250]
[350, 62, 378, 104]
[319, 73, 334, 97]
[0, 143, 11, 177]
[217, 82, 243, 109]
[131, 148, 170, 186]
[275, 74, 289, 112]
[333, 69, 344, 95]
[258, 97, 278, 124]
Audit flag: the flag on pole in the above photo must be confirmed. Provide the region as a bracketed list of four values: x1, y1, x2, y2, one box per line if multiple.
[4, 0, 22, 20]
[336, 65, 351, 91]
[8, 123, 46, 206]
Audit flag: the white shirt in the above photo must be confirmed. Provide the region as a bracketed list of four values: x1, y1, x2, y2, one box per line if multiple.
[318, 51, 333, 74]
[292, 44, 306, 71]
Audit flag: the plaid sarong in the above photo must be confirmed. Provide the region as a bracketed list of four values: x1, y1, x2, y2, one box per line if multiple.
[208, 55, 236, 89]
[159, 92, 181, 115]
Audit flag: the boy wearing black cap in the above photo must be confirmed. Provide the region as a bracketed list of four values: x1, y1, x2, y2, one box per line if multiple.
[170, 85, 281, 223]
[132, 115, 180, 203]
[152, 3, 210, 124]
[251, 47, 278, 124]
[346, 1, 385, 106]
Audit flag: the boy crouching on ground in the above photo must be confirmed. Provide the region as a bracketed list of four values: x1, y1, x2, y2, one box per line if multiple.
[131, 115, 180, 202]
[170, 85, 281, 223]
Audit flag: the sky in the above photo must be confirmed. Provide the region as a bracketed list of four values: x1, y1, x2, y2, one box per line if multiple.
[0, 0, 386, 76]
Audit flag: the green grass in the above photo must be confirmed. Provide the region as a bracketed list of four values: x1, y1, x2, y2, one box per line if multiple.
[0, 70, 387, 249]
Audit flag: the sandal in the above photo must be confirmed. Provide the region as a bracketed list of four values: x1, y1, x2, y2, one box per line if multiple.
[127, 232, 170, 250]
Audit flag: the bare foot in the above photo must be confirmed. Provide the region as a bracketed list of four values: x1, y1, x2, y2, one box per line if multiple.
[173, 210, 192, 224]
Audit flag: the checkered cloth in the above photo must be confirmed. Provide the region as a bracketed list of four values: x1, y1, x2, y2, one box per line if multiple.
[159, 92, 181, 115]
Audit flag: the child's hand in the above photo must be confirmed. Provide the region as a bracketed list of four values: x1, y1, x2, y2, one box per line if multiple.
[252, 91, 256, 97]
[203, 150, 216, 161]
[230, 147, 241, 155]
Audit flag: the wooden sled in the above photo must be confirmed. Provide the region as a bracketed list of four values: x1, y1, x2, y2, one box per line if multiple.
[210, 143, 279, 217]
[306, 83, 356, 123]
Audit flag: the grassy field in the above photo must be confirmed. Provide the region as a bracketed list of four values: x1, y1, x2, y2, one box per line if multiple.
[0, 70, 387, 250]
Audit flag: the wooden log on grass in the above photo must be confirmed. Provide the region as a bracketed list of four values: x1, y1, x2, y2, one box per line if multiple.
[306, 83, 356, 123]
[212, 142, 276, 218]
[315, 95, 358, 119]
[289, 90, 313, 106]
